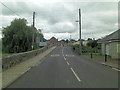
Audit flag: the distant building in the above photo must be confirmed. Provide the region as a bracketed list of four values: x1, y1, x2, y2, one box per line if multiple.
[39, 42, 47, 48]
[98, 29, 120, 59]
[70, 39, 76, 43]
[36, 37, 40, 44]
[48, 37, 58, 45]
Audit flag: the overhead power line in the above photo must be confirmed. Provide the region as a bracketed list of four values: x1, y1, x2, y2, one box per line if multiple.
[0, 1, 22, 18]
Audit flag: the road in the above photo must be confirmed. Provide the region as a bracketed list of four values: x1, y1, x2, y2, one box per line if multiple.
[8, 46, 118, 88]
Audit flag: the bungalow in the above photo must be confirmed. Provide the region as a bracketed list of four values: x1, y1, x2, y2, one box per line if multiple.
[98, 29, 120, 59]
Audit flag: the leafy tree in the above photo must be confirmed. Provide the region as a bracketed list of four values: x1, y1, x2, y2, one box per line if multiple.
[65, 39, 69, 43]
[2, 18, 44, 53]
[87, 38, 92, 41]
[87, 40, 98, 48]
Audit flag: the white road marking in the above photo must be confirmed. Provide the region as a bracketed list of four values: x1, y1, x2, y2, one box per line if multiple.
[102, 63, 105, 65]
[101, 63, 120, 71]
[65, 55, 75, 57]
[62, 48, 64, 54]
[70, 68, 81, 82]
[64, 57, 66, 60]
[112, 68, 120, 71]
[66, 61, 70, 65]
[51, 54, 60, 57]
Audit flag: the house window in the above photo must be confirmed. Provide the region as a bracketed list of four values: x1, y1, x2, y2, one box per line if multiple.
[117, 44, 120, 53]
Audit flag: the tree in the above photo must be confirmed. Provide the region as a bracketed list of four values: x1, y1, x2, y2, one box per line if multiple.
[87, 38, 92, 41]
[87, 40, 98, 48]
[65, 39, 69, 43]
[2, 18, 42, 53]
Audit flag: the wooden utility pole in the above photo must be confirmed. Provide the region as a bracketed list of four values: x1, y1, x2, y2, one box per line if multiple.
[70, 34, 71, 45]
[32, 11, 35, 50]
[79, 9, 82, 55]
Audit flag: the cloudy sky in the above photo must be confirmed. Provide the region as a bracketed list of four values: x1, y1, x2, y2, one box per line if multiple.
[0, 0, 119, 40]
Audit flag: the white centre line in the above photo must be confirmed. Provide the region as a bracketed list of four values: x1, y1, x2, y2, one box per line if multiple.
[70, 68, 81, 82]
[112, 68, 120, 71]
[66, 61, 70, 65]
[62, 49, 63, 53]
[64, 57, 66, 60]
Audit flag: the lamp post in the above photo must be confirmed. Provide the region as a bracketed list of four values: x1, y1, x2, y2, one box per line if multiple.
[76, 8, 82, 55]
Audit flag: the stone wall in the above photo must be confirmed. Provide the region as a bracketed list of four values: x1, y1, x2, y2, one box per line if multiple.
[2, 45, 52, 71]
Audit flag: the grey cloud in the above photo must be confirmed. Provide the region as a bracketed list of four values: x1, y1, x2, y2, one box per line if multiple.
[1, 1, 118, 40]
[2, 2, 32, 16]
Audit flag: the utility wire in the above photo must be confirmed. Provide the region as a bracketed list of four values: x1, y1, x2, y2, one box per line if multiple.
[0, 1, 34, 28]
[0, 1, 22, 18]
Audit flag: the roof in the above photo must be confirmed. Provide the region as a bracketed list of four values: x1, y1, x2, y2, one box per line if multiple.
[98, 29, 120, 43]
[50, 37, 56, 40]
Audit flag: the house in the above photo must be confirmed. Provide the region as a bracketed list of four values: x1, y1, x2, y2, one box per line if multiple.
[98, 29, 120, 59]
[47, 37, 58, 45]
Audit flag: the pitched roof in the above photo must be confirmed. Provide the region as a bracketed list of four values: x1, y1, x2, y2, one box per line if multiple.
[98, 29, 120, 43]
[50, 37, 56, 40]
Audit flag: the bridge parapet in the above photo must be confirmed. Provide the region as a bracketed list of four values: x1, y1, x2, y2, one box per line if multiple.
[2, 45, 52, 71]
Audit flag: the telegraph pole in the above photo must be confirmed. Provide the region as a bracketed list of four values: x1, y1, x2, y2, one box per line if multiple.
[79, 9, 82, 55]
[70, 34, 71, 45]
[32, 11, 35, 50]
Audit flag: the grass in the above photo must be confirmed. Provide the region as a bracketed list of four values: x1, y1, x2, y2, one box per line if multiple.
[0, 52, 13, 58]
[82, 53, 112, 59]
[82, 52, 101, 55]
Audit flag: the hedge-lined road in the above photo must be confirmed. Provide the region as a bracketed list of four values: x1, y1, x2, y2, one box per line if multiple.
[8, 46, 118, 88]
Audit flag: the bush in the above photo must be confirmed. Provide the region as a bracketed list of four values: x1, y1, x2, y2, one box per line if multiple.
[2, 18, 44, 53]
[73, 44, 79, 50]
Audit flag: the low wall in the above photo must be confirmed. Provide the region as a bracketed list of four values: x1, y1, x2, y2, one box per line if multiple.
[2, 45, 53, 71]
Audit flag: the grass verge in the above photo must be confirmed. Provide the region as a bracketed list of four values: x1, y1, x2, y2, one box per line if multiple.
[0, 52, 13, 58]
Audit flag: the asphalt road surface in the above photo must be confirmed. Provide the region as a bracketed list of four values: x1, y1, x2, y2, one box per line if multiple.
[8, 46, 118, 88]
